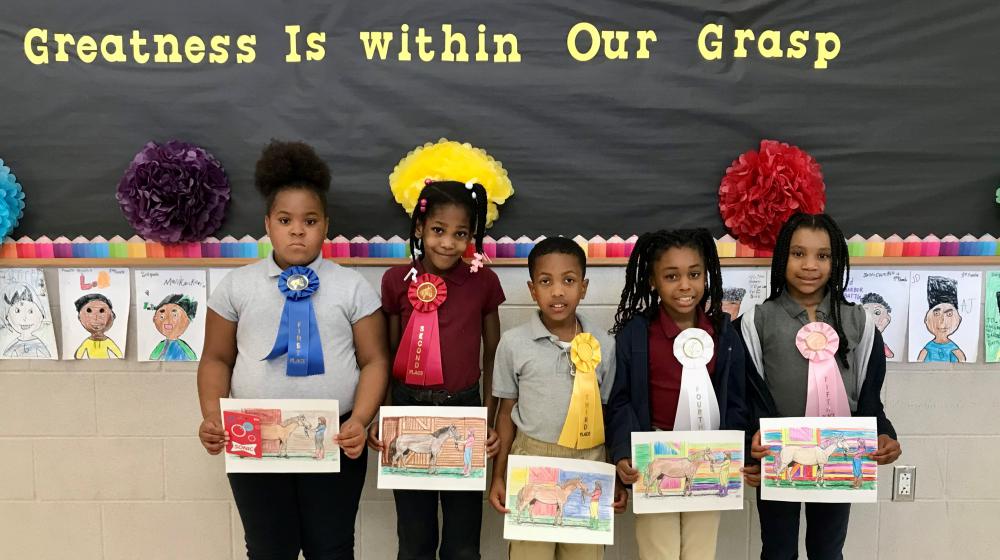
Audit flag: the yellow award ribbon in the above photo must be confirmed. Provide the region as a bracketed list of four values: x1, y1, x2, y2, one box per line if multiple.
[558, 332, 606, 449]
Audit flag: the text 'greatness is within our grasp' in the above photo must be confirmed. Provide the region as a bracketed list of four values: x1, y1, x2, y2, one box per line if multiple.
[23, 22, 843, 70]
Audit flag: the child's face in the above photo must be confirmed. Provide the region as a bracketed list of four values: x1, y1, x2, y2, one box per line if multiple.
[925, 303, 961, 338]
[528, 252, 588, 325]
[415, 204, 472, 273]
[863, 302, 891, 331]
[264, 188, 329, 268]
[79, 300, 114, 336]
[650, 246, 705, 321]
[153, 303, 191, 340]
[6, 300, 43, 335]
[784, 227, 832, 301]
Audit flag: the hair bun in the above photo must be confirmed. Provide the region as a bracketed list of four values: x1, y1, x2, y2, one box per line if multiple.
[254, 140, 331, 199]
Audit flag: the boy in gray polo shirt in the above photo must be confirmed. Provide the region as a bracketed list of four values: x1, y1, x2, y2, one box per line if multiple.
[488, 237, 624, 560]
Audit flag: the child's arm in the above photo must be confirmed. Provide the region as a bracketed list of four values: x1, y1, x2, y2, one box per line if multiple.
[488, 397, 517, 514]
[482, 310, 502, 457]
[858, 329, 902, 465]
[367, 311, 400, 451]
[197, 310, 237, 455]
[340, 310, 390, 460]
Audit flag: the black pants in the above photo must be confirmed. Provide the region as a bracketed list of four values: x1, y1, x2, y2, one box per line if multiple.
[391, 382, 483, 560]
[755, 488, 851, 560]
[229, 428, 367, 560]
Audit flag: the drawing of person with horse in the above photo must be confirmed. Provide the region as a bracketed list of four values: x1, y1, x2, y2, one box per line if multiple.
[514, 476, 588, 526]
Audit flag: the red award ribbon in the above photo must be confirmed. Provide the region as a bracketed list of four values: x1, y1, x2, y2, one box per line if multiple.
[393, 273, 448, 386]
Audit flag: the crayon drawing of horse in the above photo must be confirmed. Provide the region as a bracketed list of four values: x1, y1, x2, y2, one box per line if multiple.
[515, 478, 588, 526]
[389, 424, 460, 474]
[261, 415, 311, 458]
[644, 448, 717, 497]
[773, 436, 846, 487]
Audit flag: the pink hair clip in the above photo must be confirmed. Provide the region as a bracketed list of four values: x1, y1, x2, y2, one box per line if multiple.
[470, 251, 491, 273]
[419, 198, 427, 213]
[424, 178, 433, 185]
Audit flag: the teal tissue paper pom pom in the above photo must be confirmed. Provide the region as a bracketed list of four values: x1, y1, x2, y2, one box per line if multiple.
[0, 159, 26, 239]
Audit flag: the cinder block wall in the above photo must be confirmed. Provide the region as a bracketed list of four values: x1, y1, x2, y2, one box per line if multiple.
[1, 266, 997, 559]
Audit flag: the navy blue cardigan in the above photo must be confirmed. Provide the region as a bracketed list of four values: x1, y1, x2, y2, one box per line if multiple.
[605, 313, 748, 464]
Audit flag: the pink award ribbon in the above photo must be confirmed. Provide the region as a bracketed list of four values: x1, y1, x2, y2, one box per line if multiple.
[796, 322, 851, 417]
[673, 328, 720, 431]
[393, 273, 447, 386]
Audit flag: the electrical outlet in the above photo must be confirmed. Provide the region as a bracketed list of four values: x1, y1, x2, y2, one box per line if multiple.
[892, 465, 916, 502]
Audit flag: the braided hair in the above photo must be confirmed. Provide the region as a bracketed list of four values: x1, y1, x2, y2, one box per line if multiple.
[767, 212, 853, 368]
[408, 181, 488, 265]
[612, 228, 724, 334]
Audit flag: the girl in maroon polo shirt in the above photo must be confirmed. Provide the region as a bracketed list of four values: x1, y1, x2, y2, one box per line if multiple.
[369, 179, 506, 560]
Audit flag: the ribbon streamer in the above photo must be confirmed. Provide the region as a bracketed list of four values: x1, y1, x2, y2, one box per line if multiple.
[262, 266, 325, 376]
[797, 322, 851, 417]
[673, 328, 720, 431]
[558, 332, 605, 449]
[393, 273, 447, 386]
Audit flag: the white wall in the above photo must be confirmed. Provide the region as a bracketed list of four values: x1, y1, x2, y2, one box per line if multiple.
[1, 265, 997, 559]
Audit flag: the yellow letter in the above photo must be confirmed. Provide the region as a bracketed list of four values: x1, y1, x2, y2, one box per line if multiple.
[698, 23, 722, 61]
[476, 24, 488, 62]
[786, 30, 809, 59]
[306, 32, 325, 61]
[23, 28, 48, 65]
[209, 35, 230, 64]
[152, 34, 182, 63]
[601, 30, 630, 60]
[359, 31, 393, 60]
[399, 24, 411, 61]
[814, 32, 840, 69]
[53, 33, 75, 63]
[567, 22, 599, 62]
[76, 35, 97, 63]
[636, 30, 657, 59]
[285, 25, 302, 62]
[185, 35, 206, 63]
[733, 29, 755, 58]
[415, 27, 435, 62]
[131, 30, 149, 64]
[441, 24, 469, 62]
[236, 35, 256, 64]
[493, 33, 520, 62]
[757, 29, 782, 58]
[101, 35, 127, 63]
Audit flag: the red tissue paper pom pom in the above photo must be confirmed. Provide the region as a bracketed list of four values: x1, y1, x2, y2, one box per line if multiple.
[718, 140, 826, 251]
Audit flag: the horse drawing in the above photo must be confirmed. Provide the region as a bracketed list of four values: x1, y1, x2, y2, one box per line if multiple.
[773, 436, 846, 487]
[261, 415, 310, 458]
[388, 424, 460, 474]
[515, 478, 588, 526]
[643, 448, 717, 497]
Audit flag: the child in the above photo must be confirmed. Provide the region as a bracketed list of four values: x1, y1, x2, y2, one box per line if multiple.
[606, 228, 747, 560]
[197, 140, 389, 559]
[490, 236, 625, 560]
[369, 179, 505, 560]
[150, 294, 197, 361]
[738, 213, 901, 559]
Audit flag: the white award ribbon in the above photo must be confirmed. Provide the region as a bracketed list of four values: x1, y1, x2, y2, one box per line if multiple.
[672, 328, 720, 431]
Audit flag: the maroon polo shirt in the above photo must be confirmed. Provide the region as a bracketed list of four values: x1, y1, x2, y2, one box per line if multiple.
[648, 307, 717, 430]
[381, 261, 505, 392]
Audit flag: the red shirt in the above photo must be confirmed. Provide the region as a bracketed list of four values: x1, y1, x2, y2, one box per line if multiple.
[648, 308, 717, 430]
[381, 261, 505, 392]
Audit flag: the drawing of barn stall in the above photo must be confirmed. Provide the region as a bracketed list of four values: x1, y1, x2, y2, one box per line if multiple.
[380, 415, 486, 473]
[243, 408, 315, 457]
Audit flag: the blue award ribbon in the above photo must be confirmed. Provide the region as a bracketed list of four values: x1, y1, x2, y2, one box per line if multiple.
[263, 266, 324, 376]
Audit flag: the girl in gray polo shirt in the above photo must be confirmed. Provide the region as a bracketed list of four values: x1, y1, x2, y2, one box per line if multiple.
[196, 141, 389, 559]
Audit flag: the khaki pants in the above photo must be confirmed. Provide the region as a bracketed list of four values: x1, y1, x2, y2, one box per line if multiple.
[507, 433, 606, 560]
[634, 510, 720, 560]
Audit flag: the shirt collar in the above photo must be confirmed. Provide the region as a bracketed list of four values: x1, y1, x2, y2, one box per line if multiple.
[656, 306, 714, 339]
[416, 259, 471, 286]
[267, 250, 325, 278]
[529, 311, 592, 342]
[777, 290, 832, 323]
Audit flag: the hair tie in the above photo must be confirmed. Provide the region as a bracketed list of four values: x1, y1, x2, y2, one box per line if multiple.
[465, 178, 478, 200]
[424, 178, 433, 185]
[419, 198, 427, 213]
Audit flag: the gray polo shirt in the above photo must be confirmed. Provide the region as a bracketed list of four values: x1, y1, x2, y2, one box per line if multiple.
[753, 291, 866, 416]
[208, 252, 381, 412]
[492, 312, 616, 444]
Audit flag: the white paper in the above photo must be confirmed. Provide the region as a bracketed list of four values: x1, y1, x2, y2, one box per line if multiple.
[630, 430, 745, 514]
[719, 268, 769, 319]
[377, 405, 488, 491]
[907, 271, 982, 363]
[844, 269, 910, 362]
[135, 270, 206, 362]
[0, 268, 58, 359]
[221, 398, 340, 473]
[760, 417, 877, 503]
[58, 269, 130, 360]
[503, 455, 616, 545]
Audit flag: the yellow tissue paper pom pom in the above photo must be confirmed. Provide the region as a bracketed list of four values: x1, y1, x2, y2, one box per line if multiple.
[389, 138, 514, 227]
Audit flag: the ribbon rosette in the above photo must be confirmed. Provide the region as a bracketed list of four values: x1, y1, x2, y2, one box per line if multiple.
[673, 328, 721, 431]
[262, 266, 325, 376]
[558, 333, 605, 449]
[393, 273, 448, 386]
[796, 322, 851, 417]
